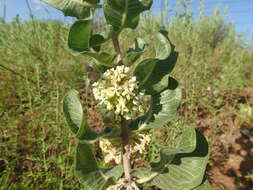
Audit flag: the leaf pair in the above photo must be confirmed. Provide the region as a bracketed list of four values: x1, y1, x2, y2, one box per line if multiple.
[132, 127, 210, 190]
[42, 0, 153, 32]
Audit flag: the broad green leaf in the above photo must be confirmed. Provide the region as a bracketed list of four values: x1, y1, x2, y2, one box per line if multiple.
[151, 127, 197, 171]
[192, 180, 211, 190]
[132, 130, 209, 190]
[63, 89, 83, 134]
[63, 90, 111, 142]
[130, 77, 181, 131]
[134, 32, 178, 94]
[41, 0, 99, 19]
[126, 38, 148, 65]
[155, 32, 171, 60]
[75, 143, 122, 190]
[68, 19, 92, 52]
[103, 0, 153, 31]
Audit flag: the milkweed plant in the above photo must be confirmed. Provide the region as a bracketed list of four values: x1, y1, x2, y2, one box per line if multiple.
[42, 0, 210, 189]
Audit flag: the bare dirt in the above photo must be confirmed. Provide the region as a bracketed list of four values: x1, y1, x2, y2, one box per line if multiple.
[196, 86, 253, 190]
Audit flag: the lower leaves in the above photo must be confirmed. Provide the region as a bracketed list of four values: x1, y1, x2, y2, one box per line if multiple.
[132, 127, 210, 190]
[74, 126, 210, 190]
[75, 143, 123, 190]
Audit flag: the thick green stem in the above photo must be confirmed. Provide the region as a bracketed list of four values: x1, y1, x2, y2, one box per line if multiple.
[112, 33, 132, 182]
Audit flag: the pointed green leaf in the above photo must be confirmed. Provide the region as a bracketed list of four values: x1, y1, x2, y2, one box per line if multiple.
[132, 130, 209, 190]
[75, 143, 122, 190]
[192, 180, 211, 190]
[41, 0, 99, 19]
[63, 90, 111, 142]
[130, 77, 181, 131]
[68, 19, 92, 52]
[103, 0, 153, 31]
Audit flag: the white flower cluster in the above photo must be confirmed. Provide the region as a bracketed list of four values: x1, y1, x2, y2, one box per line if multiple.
[99, 137, 121, 164]
[131, 133, 151, 155]
[92, 65, 145, 120]
[99, 133, 151, 164]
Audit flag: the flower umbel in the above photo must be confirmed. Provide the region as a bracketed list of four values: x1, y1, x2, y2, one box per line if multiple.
[92, 65, 145, 120]
[99, 133, 151, 164]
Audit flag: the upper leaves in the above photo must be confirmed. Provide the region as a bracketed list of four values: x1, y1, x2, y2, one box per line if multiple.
[68, 19, 92, 52]
[103, 0, 153, 32]
[41, 0, 100, 19]
[68, 19, 116, 68]
[134, 31, 178, 94]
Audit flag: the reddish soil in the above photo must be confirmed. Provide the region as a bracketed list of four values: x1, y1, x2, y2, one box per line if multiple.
[207, 130, 253, 190]
[197, 86, 253, 190]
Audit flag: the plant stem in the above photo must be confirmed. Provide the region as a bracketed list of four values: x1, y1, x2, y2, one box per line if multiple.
[112, 32, 132, 182]
[121, 117, 132, 182]
[112, 32, 123, 65]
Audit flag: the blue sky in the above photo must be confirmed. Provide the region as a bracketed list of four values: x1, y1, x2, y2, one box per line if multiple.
[1, 0, 253, 40]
